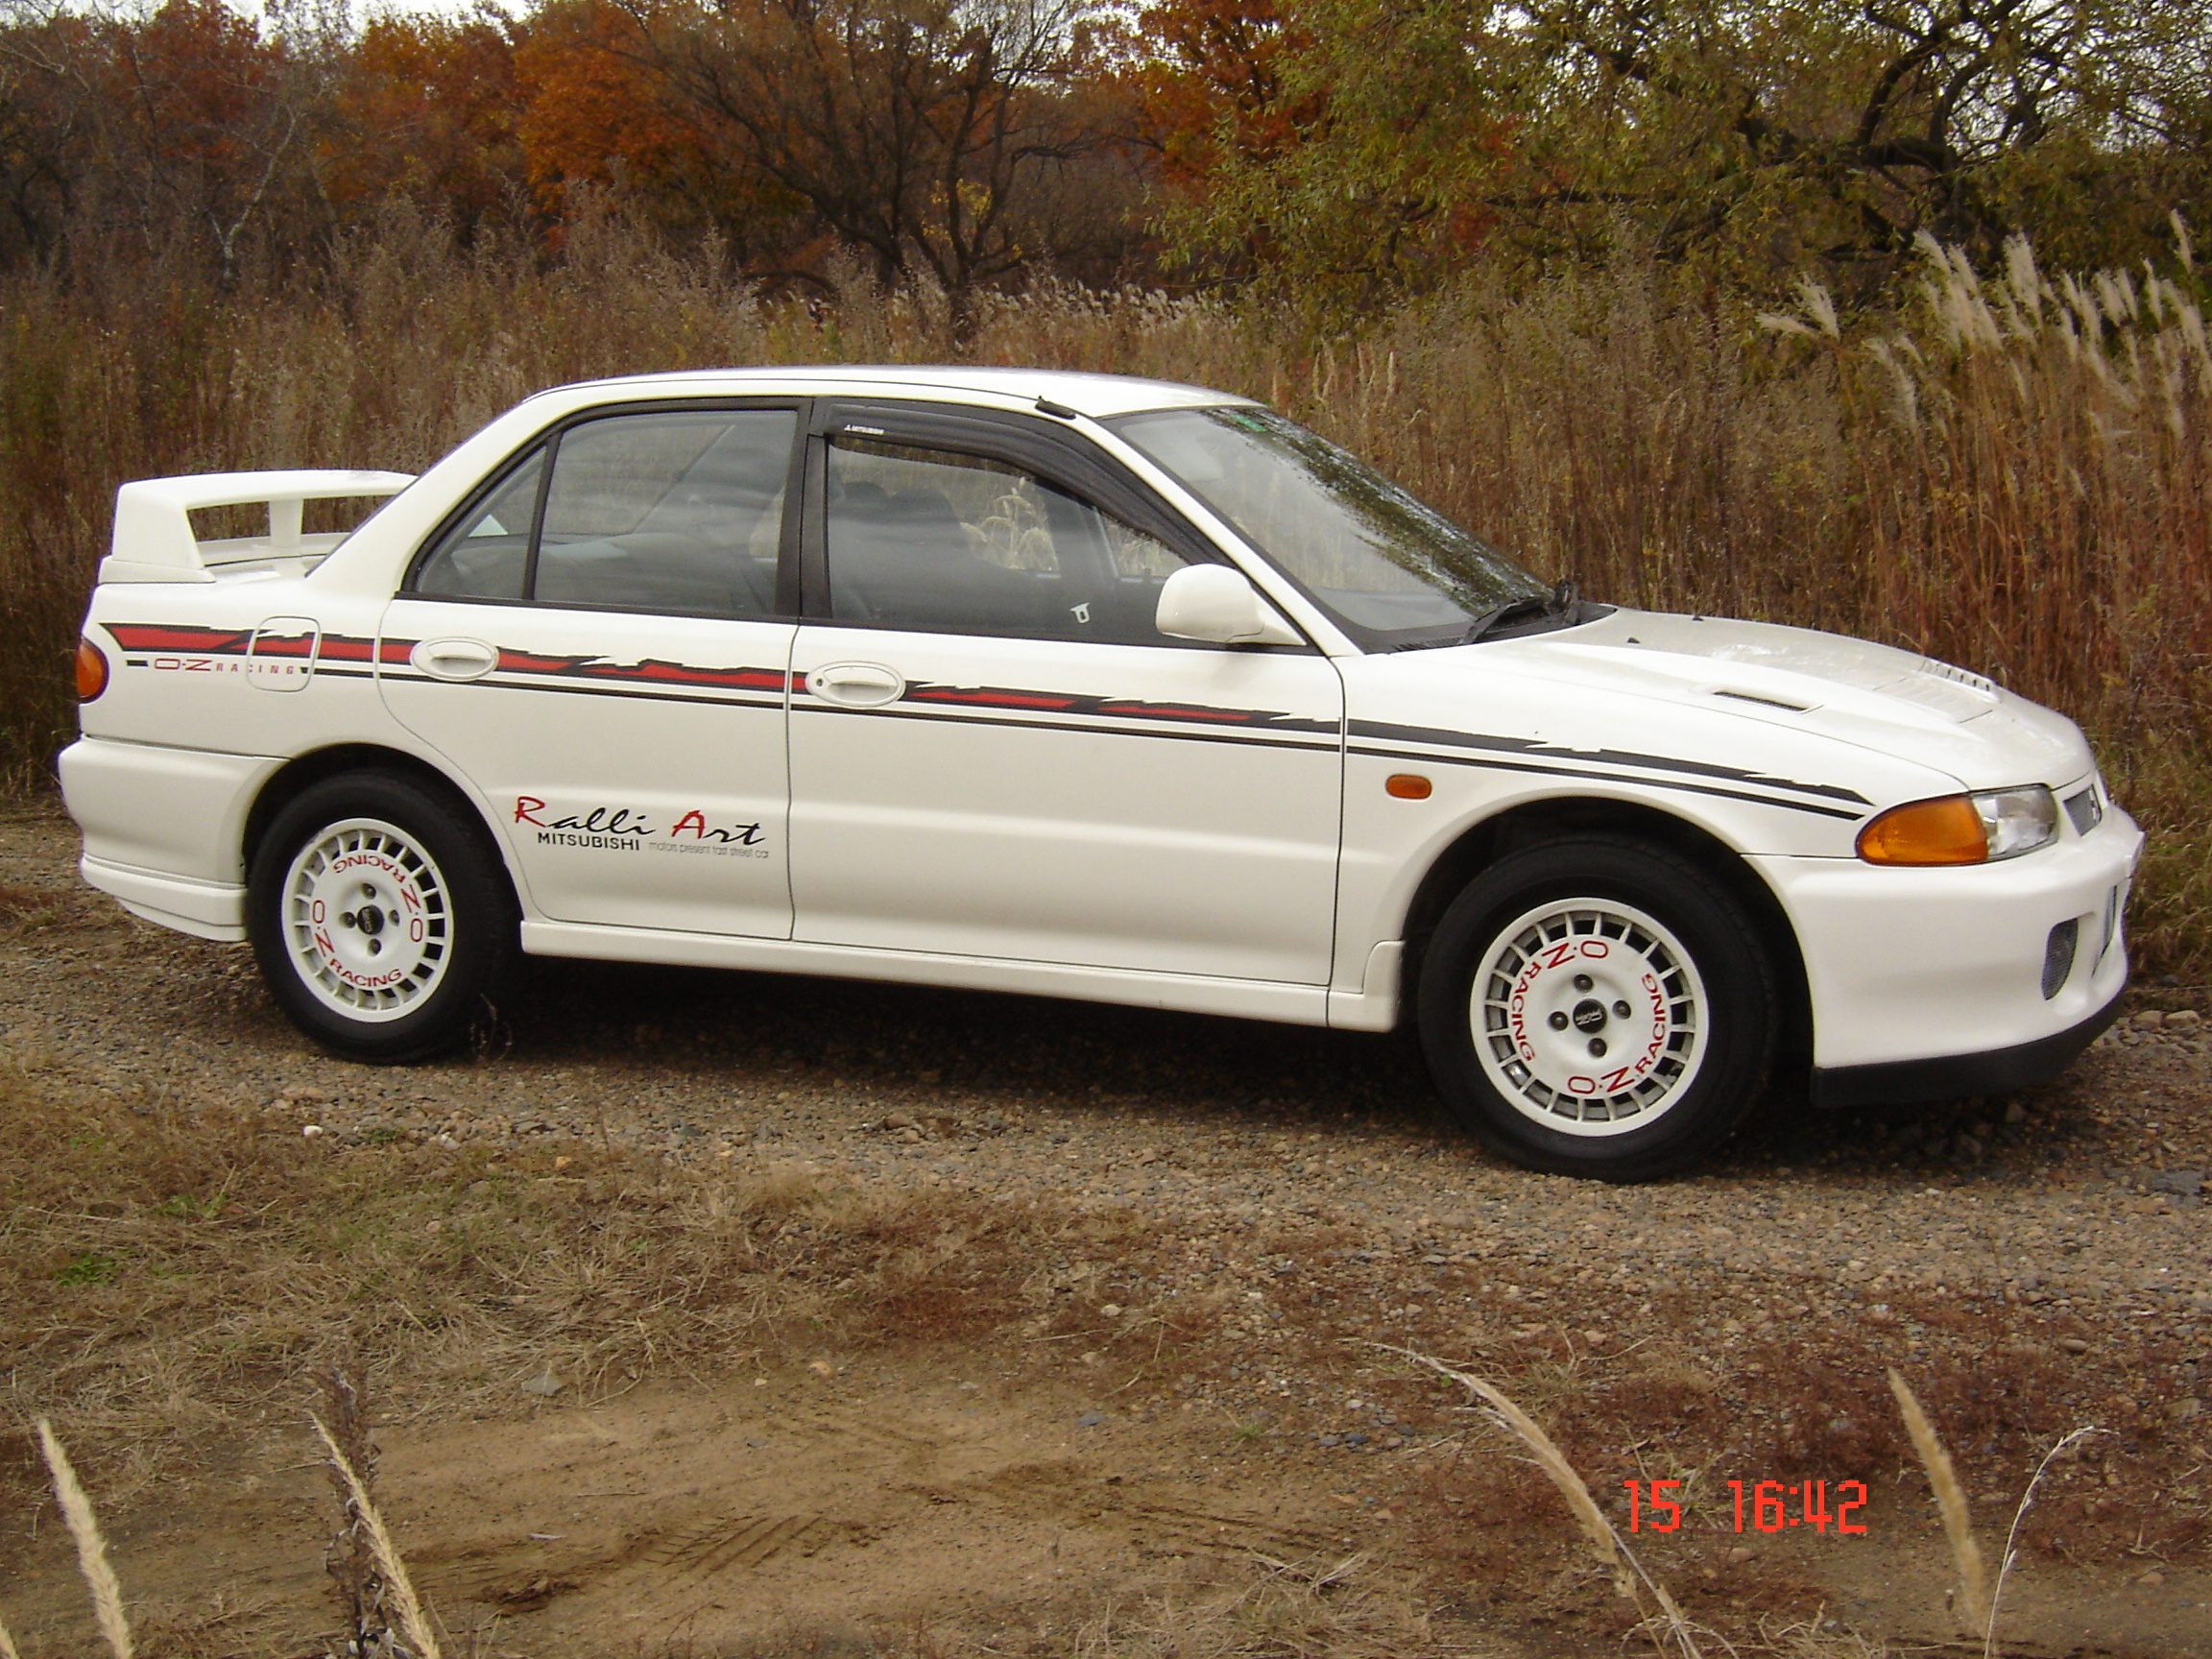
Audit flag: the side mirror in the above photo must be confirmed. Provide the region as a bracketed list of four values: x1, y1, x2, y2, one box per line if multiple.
[1155, 564, 1303, 647]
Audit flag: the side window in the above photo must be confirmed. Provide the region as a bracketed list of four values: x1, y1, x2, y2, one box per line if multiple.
[536, 411, 794, 614]
[824, 435, 1196, 643]
[413, 445, 545, 599]
[412, 409, 797, 615]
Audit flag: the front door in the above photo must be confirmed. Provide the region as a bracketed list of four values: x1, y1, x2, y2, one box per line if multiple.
[786, 407, 1345, 983]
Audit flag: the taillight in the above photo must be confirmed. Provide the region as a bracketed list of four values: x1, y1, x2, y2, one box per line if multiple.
[75, 637, 108, 701]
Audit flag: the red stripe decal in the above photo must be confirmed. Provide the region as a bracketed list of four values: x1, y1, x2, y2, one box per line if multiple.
[911, 687, 1081, 710]
[107, 624, 252, 654]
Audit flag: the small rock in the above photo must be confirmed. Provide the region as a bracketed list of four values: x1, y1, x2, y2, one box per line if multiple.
[301, 1123, 325, 1139]
[2133, 1010, 2166, 1031]
[520, 1369, 562, 1398]
[1076, 1410, 1105, 1428]
[2003, 1100, 2028, 1126]
[1100, 1303, 1122, 1318]
[2058, 1336, 2091, 1355]
[2149, 1170, 2204, 1197]
[2138, 1570, 2166, 1587]
[2166, 1009, 2202, 1032]
[2171, 1398, 2203, 1422]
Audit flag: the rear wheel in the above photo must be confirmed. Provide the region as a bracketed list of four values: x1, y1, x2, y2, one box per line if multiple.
[248, 773, 513, 1063]
[1418, 837, 1775, 1180]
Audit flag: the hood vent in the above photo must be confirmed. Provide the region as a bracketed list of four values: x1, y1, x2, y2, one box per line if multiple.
[1710, 687, 1815, 713]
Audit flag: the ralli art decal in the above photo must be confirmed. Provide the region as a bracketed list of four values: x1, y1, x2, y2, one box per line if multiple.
[514, 797, 770, 859]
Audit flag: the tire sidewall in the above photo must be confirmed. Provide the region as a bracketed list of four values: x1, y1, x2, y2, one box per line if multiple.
[1419, 838, 1774, 1181]
[248, 773, 513, 1064]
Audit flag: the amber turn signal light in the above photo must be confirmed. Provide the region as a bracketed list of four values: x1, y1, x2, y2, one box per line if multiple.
[75, 637, 108, 702]
[1856, 796, 1986, 866]
[1385, 773, 1432, 800]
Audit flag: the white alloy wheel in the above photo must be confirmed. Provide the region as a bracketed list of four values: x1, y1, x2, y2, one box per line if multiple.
[1468, 897, 1709, 1137]
[278, 817, 452, 1022]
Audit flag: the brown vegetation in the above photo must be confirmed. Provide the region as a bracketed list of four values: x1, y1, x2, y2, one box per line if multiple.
[0, 206, 2204, 974]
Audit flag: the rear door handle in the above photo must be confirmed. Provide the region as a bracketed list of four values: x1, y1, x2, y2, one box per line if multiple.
[806, 661, 904, 709]
[411, 637, 498, 682]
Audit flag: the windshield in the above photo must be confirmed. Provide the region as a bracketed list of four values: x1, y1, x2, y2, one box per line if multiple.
[1109, 405, 1551, 648]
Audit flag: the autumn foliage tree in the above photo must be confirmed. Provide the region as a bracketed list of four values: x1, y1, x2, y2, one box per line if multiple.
[622, 0, 1143, 297]
[324, 12, 527, 236]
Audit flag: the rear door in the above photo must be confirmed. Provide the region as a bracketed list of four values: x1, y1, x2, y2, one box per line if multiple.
[379, 401, 803, 939]
[786, 402, 1345, 983]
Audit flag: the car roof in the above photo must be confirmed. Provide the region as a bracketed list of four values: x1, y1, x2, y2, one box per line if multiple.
[550, 366, 1255, 421]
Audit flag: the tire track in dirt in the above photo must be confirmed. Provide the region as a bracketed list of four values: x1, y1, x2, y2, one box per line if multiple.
[396, 1383, 1349, 1647]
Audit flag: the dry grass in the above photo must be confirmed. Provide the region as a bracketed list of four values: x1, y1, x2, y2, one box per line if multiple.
[311, 1415, 443, 1659]
[0, 206, 2206, 971]
[0, 1046, 1054, 1499]
[1887, 1369, 1990, 1632]
[1886, 1368, 2111, 1658]
[33, 1421, 134, 1659]
[1390, 1347, 1709, 1659]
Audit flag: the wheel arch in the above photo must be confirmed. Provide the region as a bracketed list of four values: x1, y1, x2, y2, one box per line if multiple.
[1396, 797, 1812, 1070]
[243, 744, 521, 909]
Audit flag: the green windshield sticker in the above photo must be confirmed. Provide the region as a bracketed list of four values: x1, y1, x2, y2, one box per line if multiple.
[1226, 412, 1271, 432]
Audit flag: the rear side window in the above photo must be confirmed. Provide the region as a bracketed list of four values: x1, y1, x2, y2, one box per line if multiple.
[413, 409, 797, 616]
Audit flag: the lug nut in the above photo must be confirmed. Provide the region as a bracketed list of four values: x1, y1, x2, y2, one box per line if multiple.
[1614, 999, 1632, 1017]
[1588, 1039, 1607, 1057]
[1549, 1011, 1570, 1030]
[1573, 974, 1594, 992]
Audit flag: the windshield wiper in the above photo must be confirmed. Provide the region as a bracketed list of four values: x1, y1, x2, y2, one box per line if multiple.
[1460, 578, 1578, 645]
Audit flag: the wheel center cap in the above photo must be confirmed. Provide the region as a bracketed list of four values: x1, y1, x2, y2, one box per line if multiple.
[1571, 998, 1607, 1033]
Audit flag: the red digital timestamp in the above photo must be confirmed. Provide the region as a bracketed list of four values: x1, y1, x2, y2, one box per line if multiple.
[1622, 1479, 1869, 1534]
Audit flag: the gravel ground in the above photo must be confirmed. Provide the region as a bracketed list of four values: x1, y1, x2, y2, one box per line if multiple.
[10, 801, 2204, 1347]
[5, 801, 2210, 1650]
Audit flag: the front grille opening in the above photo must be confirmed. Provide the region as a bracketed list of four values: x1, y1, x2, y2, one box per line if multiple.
[2042, 917, 2080, 999]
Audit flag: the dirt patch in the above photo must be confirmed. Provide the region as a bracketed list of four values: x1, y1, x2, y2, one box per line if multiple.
[1, 803, 2207, 1656]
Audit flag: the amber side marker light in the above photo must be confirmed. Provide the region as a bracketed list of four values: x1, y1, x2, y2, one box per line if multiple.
[75, 637, 108, 702]
[1856, 796, 1986, 866]
[1385, 773, 1433, 801]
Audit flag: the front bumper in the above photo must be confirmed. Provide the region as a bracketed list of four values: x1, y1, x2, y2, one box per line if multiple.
[1750, 799, 2143, 1095]
[1808, 980, 2126, 1108]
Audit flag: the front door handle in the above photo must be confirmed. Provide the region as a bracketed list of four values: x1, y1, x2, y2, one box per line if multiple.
[411, 637, 498, 682]
[806, 661, 905, 709]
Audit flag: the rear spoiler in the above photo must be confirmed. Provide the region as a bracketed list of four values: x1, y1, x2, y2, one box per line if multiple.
[101, 469, 416, 584]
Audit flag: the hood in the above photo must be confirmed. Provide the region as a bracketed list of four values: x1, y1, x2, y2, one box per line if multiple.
[1480, 608, 2094, 790]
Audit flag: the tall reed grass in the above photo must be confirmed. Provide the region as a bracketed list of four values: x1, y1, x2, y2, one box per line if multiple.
[3, 202, 2204, 973]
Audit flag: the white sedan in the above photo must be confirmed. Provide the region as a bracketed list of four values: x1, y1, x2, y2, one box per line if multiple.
[60, 368, 2142, 1179]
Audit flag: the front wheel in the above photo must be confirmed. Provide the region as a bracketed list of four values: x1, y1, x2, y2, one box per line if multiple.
[248, 773, 514, 1063]
[1418, 837, 1776, 1181]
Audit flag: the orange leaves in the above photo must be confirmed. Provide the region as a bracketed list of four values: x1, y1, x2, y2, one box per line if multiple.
[325, 15, 527, 222]
[514, 0, 703, 215]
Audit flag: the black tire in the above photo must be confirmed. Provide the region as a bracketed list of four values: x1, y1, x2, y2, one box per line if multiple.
[247, 772, 515, 1063]
[1417, 836, 1775, 1181]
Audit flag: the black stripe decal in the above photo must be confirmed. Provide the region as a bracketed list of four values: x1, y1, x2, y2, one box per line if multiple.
[793, 699, 1341, 755]
[1349, 718, 1870, 806]
[380, 672, 784, 713]
[1352, 742, 1864, 820]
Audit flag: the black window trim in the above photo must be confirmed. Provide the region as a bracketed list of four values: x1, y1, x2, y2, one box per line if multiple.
[399, 396, 813, 623]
